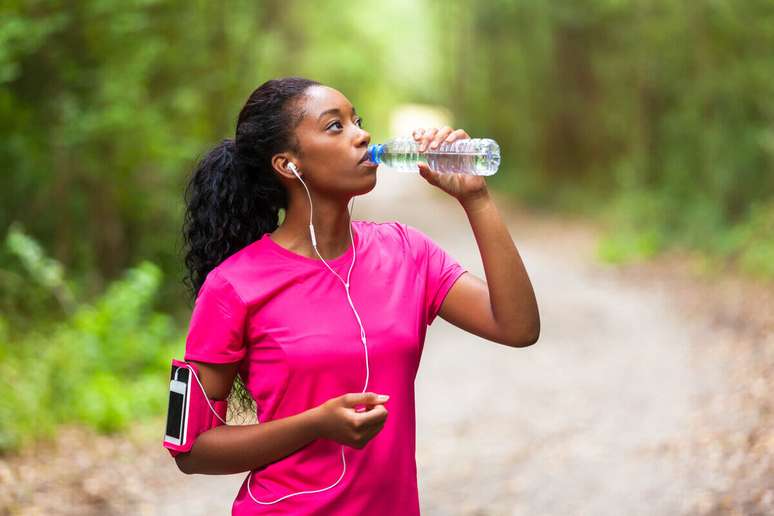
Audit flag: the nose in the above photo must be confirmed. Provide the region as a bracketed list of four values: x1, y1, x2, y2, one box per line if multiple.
[355, 127, 371, 147]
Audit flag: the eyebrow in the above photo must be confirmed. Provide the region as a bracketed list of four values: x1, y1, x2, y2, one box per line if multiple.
[317, 106, 357, 122]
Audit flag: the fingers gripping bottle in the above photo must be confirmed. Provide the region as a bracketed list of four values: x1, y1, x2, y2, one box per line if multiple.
[367, 137, 501, 176]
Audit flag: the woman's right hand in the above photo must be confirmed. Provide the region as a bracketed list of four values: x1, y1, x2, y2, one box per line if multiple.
[312, 392, 390, 449]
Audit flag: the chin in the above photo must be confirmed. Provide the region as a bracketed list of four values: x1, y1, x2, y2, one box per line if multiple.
[355, 175, 377, 196]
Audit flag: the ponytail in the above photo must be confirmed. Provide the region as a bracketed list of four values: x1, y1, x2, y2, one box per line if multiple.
[182, 77, 320, 300]
[182, 137, 279, 299]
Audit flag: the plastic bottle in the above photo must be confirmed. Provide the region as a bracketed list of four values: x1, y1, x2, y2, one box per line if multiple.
[367, 137, 500, 176]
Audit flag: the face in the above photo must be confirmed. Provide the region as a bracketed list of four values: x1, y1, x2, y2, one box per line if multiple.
[274, 85, 376, 199]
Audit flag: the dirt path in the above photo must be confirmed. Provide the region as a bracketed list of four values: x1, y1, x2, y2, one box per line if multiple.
[372, 179, 730, 515]
[3, 172, 769, 515]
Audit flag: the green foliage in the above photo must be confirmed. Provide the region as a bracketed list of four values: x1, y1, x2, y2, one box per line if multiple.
[0, 228, 182, 452]
[437, 0, 774, 275]
[0, 0, 435, 308]
[595, 190, 774, 276]
[727, 202, 774, 278]
[6, 223, 75, 313]
[2, 0, 773, 453]
[1, 0, 446, 453]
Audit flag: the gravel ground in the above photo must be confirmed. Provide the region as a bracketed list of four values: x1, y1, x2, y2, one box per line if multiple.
[2, 171, 771, 515]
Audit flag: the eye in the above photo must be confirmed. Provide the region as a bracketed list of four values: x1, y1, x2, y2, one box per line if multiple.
[327, 118, 364, 131]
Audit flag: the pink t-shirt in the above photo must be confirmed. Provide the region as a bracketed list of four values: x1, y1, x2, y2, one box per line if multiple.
[184, 219, 467, 515]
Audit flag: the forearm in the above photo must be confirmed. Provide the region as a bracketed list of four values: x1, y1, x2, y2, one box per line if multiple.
[460, 192, 540, 343]
[176, 406, 322, 475]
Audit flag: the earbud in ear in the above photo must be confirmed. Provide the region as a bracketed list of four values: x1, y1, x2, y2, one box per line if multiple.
[288, 162, 299, 176]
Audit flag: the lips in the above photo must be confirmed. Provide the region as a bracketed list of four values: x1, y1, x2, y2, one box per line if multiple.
[359, 149, 370, 164]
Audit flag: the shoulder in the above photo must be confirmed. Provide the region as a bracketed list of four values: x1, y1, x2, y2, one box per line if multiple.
[197, 267, 245, 306]
[199, 241, 265, 304]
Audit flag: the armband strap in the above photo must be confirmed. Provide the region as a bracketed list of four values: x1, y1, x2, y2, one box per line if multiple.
[164, 358, 229, 458]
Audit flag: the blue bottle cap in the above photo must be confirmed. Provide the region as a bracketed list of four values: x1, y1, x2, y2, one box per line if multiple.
[367, 144, 385, 165]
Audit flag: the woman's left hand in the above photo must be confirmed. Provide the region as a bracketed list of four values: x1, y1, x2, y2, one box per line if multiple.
[412, 127, 489, 205]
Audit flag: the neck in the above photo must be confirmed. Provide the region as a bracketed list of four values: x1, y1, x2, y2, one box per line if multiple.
[271, 193, 354, 260]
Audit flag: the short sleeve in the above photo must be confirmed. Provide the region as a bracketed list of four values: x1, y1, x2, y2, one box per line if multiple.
[401, 223, 467, 326]
[184, 269, 248, 364]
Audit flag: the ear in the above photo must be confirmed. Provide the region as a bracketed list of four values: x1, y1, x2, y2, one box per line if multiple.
[271, 153, 301, 179]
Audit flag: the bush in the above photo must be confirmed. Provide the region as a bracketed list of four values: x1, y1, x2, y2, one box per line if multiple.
[0, 227, 183, 453]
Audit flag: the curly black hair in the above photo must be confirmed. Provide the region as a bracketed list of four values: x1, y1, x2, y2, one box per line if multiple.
[181, 77, 321, 417]
[183, 76, 321, 298]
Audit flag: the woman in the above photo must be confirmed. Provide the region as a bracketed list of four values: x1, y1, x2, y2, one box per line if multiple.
[175, 76, 540, 514]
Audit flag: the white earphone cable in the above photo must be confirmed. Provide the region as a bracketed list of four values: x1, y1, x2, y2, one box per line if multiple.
[186, 162, 369, 505]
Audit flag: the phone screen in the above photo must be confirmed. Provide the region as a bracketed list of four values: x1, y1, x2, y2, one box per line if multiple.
[165, 366, 189, 441]
[166, 393, 184, 439]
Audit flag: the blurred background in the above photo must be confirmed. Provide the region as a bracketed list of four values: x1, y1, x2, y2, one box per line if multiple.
[1, 1, 772, 514]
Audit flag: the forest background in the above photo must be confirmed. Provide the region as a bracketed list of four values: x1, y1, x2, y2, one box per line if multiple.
[1, 0, 772, 455]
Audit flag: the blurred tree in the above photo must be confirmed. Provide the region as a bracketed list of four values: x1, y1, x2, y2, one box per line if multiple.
[0, 0, 435, 311]
[1, 0, 772, 316]
[434, 0, 773, 267]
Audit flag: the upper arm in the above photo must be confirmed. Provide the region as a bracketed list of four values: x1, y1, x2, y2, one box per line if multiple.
[173, 359, 237, 473]
[174, 269, 247, 473]
[188, 360, 240, 400]
[436, 271, 510, 345]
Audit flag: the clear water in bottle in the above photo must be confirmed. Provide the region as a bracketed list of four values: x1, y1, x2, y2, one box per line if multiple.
[367, 137, 501, 176]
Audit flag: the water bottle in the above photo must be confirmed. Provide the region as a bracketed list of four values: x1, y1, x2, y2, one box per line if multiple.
[367, 137, 501, 176]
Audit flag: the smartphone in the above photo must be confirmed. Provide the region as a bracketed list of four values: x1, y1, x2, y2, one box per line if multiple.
[164, 364, 191, 447]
